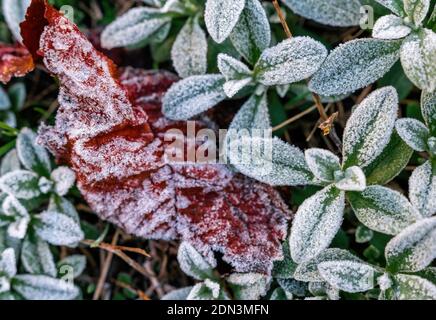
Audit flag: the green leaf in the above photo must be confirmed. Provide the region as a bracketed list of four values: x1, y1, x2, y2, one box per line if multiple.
[348, 186, 421, 236]
[0, 170, 41, 200]
[392, 274, 436, 299]
[12, 275, 79, 300]
[0, 248, 17, 278]
[421, 89, 436, 136]
[177, 242, 216, 281]
[227, 273, 271, 300]
[355, 225, 374, 243]
[404, 0, 431, 26]
[334, 166, 367, 192]
[161, 286, 193, 300]
[0, 149, 20, 176]
[304, 148, 341, 183]
[378, 61, 414, 100]
[396, 118, 430, 152]
[373, 15, 412, 40]
[8, 83, 26, 111]
[218, 54, 252, 80]
[0, 86, 11, 111]
[227, 93, 270, 133]
[1, 0, 31, 42]
[48, 195, 80, 224]
[309, 39, 401, 96]
[272, 241, 297, 279]
[186, 279, 224, 300]
[290, 185, 345, 263]
[374, 0, 405, 16]
[409, 161, 436, 217]
[21, 235, 56, 277]
[16, 128, 51, 176]
[385, 217, 436, 273]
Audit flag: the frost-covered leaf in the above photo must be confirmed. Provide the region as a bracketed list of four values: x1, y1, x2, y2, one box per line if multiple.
[1, 0, 31, 42]
[0, 170, 41, 200]
[374, 0, 405, 16]
[0, 44, 35, 84]
[16, 128, 51, 176]
[227, 273, 271, 300]
[385, 217, 436, 273]
[177, 242, 216, 281]
[50, 167, 76, 196]
[308, 281, 340, 300]
[57, 255, 86, 279]
[162, 286, 193, 300]
[218, 54, 252, 80]
[229, 137, 314, 186]
[229, 0, 270, 64]
[400, 29, 436, 92]
[1, 196, 29, 239]
[309, 39, 401, 96]
[305, 148, 341, 183]
[277, 278, 309, 297]
[255, 37, 328, 86]
[223, 78, 253, 98]
[348, 186, 421, 235]
[355, 225, 374, 243]
[0, 248, 16, 278]
[404, 0, 431, 26]
[48, 195, 80, 225]
[0, 86, 11, 110]
[294, 248, 362, 282]
[335, 166, 367, 192]
[318, 260, 377, 293]
[171, 17, 207, 78]
[282, 0, 362, 27]
[421, 90, 436, 135]
[409, 161, 436, 217]
[227, 93, 270, 133]
[186, 279, 223, 300]
[270, 287, 291, 300]
[342, 87, 399, 169]
[21, 235, 56, 277]
[395, 118, 430, 152]
[12, 275, 79, 300]
[373, 15, 412, 40]
[162, 74, 226, 120]
[35, 211, 84, 247]
[1, 149, 20, 176]
[272, 240, 297, 279]
[364, 131, 413, 185]
[8, 81, 26, 112]
[290, 185, 345, 263]
[205, 0, 245, 44]
[392, 274, 436, 300]
[100, 8, 171, 49]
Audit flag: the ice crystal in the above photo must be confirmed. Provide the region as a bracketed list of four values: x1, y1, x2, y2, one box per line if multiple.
[255, 37, 327, 86]
[13, 274, 79, 300]
[409, 161, 436, 217]
[227, 273, 271, 300]
[373, 15, 412, 40]
[171, 17, 208, 78]
[342, 87, 399, 169]
[2, 0, 31, 42]
[204, 0, 245, 44]
[50, 166, 76, 196]
[396, 118, 430, 152]
[309, 39, 401, 96]
[304, 148, 341, 183]
[392, 273, 436, 300]
[290, 185, 345, 263]
[177, 242, 216, 281]
[282, 0, 362, 27]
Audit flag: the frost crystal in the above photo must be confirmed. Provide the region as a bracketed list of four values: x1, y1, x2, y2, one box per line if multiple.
[373, 15, 412, 40]
[409, 161, 436, 217]
[204, 0, 245, 44]
[50, 166, 76, 196]
[404, 0, 431, 26]
[255, 37, 328, 86]
[396, 118, 430, 152]
[282, 0, 362, 27]
[171, 17, 208, 78]
[342, 87, 399, 169]
[392, 274, 436, 300]
[290, 185, 345, 263]
[2, 0, 31, 42]
[348, 185, 421, 236]
[304, 148, 341, 183]
[309, 39, 401, 96]
[385, 217, 436, 273]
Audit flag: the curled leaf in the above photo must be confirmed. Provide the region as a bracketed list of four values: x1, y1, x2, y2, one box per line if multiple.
[0, 43, 34, 84]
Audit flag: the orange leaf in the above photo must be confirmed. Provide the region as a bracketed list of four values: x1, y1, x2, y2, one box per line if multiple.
[0, 43, 34, 84]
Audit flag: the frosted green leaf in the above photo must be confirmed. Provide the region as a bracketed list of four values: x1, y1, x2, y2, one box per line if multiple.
[204, 0, 246, 43]
[309, 39, 401, 96]
[272, 241, 297, 279]
[228, 93, 270, 132]
[162, 74, 226, 120]
[290, 185, 345, 263]
[0, 248, 16, 278]
[374, 0, 405, 16]
[0, 170, 40, 200]
[308, 282, 340, 300]
[282, 0, 362, 27]
[48, 195, 80, 225]
[318, 260, 377, 293]
[277, 279, 309, 297]
[100, 8, 171, 49]
[217, 54, 252, 80]
[305, 148, 341, 183]
[342, 87, 399, 169]
[227, 273, 271, 300]
[1, 149, 20, 176]
[373, 15, 412, 40]
[8, 82, 26, 111]
[294, 248, 362, 282]
[16, 128, 51, 176]
[21, 235, 56, 278]
[355, 225, 374, 243]
[228, 137, 314, 186]
[392, 274, 436, 300]
[171, 17, 208, 78]
[396, 118, 430, 152]
[0, 87, 11, 111]
[223, 78, 253, 98]
[409, 161, 436, 217]
[162, 286, 193, 300]
[276, 85, 290, 98]
[348, 186, 421, 235]
[335, 166, 367, 192]
[38, 177, 53, 195]
[186, 279, 223, 300]
[35, 211, 84, 247]
[1, 0, 31, 42]
[421, 90, 436, 134]
[2, 196, 29, 239]
[50, 167, 76, 197]
[270, 287, 292, 300]
[12, 275, 79, 300]
[400, 29, 436, 92]
[229, 0, 271, 64]
[57, 255, 87, 278]
[404, 0, 431, 26]
[255, 37, 328, 86]
[177, 242, 216, 281]
[385, 217, 436, 273]
[160, 0, 186, 14]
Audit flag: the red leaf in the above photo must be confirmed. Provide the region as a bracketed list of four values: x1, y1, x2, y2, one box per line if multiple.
[0, 43, 34, 84]
[23, 0, 290, 273]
